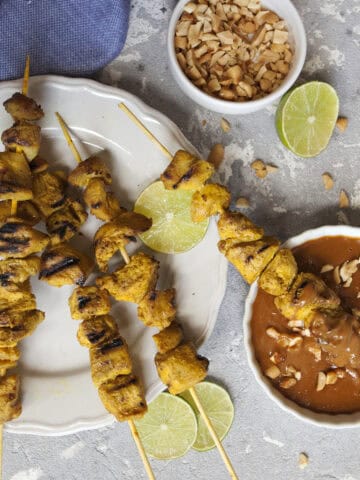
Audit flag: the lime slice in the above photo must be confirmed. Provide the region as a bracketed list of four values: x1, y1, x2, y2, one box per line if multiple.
[276, 81, 339, 158]
[134, 181, 209, 254]
[134, 392, 197, 459]
[180, 381, 234, 452]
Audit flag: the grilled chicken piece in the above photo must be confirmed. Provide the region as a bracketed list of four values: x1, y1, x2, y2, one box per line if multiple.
[46, 199, 88, 245]
[0, 374, 21, 423]
[94, 211, 152, 272]
[0, 282, 36, 313]
[39, 243, 93, 287]
[160, 150, 215, 190]
[69, 286, 111, 320]
[84, 178, 123, 222]
[0, 346, 20, 376]
[32, 170, 66, 217]
[96, 252, 159, 303]
[77, 315, 118, 348]
[0, 256, 40, 285]
[259, 249, 298, 296]
[0, 310, 44, 346]
[29, 156, 49, 174]
[217, 211, 264, 241]
[0, 221, 49, 259]
[138, 289, 176, 329]
[2, 121, 41, 161]
[155, 343, 209, 395]
[0, 151, 32, 201]
[0, 200, 41, 226]
[191, 184, 231, 222]
[3, 92, 44, 121]
[90, 336, 133, 387]
[218, 236, 280, 284]
[68, 156, 112, 188]
[98, 374, 147, 421]
[153, 323, 183, 354]
[275, 273, 341, 327]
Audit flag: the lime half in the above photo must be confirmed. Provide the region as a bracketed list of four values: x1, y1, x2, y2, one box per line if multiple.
[134, 392, 197, 459]
[276, 81, 339, 158]
[180, 382, 234, 452]
[134, 181, 209, 254]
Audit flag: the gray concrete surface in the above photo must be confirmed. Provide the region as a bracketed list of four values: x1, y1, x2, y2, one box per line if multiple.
[6, 0, 360, 479]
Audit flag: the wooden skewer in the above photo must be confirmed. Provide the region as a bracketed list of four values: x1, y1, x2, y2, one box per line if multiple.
[55, 113, 82, 164]
[118, 103, 172, 161]
[22, 55, 30, 96]
[189, 387, 238, 479]
[55, 113, 156, 480]
[119, 102, 239, 480]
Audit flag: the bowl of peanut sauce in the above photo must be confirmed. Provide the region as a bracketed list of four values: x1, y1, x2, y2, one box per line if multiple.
[244, 225, 360, 427]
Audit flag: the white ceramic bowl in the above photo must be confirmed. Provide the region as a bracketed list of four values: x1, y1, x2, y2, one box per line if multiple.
[168, 0, 307, 114]
[244, 225, 360, 428]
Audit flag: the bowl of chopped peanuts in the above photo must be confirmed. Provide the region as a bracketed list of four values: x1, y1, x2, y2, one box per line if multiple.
[168, 0, 307, 114]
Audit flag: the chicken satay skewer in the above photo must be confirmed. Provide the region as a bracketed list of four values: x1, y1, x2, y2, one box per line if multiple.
[0, 55, 31, 480]
[118, 102, 239, 480]
[55, 113, 155, 480]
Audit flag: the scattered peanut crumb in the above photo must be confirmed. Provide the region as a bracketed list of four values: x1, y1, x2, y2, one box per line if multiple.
[322, 172, 334, 190]
[339, 190, 350, 208]
[208, 143, 225, 169]
[265, 365, 281, 379]
[221, 118, 231, 133]
[336, 116, 348, 133]
[333, 265, 341, 285]
[251, 160, 278, 179]
[280, 377, 297, 389]
[298, 452, 309, 470]
[266, 164, 278, 174]
[236, 197, 250, 208]
[316, 372, 326, 392]
[320, 264, 334, 274]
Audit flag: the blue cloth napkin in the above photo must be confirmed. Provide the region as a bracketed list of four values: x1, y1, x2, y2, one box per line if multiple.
[0, 0, 130, 81]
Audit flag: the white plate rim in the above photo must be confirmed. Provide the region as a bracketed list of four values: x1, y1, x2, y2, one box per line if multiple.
[244, 225, 360, 429]
[1, 75, 228, 435]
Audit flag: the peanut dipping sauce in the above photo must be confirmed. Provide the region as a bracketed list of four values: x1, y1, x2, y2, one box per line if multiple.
[251, 235, 360, 414]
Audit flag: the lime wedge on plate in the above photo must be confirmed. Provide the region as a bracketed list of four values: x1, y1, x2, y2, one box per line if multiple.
[134, 181, 209, 254]
[180, 382, 234, 452]
[134, 392, 197, 459]
[276, 81, 339, 158]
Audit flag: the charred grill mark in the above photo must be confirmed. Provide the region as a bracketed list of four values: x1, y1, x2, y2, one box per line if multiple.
[0, 223, 23, 234]
[0, 273, 11, 286]
[52, 222, 77, 239]
[245, 255, 254, 263]
[100, 337, 124, 354]
[78, 295, 91, 310]
[39, 257, 80, 278]
[178, 167, 195, 185]
[149, 291, 157, 301]
[51, 196, 66, 209]
[257, 244, 270, 254]
[2, 134, 32, 147]
[87, 330, 106, 344]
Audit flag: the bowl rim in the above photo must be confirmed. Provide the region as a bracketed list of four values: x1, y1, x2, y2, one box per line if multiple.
[167, 0, 307, 114]
[243, 225, 360, 429]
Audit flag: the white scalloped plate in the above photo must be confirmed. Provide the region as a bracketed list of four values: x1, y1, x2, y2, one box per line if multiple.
[0, 76, 227, 436]
[244, 225, 360, 428]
